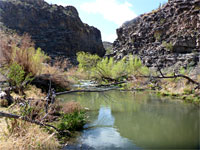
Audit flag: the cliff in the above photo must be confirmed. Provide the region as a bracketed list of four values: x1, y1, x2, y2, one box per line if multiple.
[113, 0, 200, 68]
[0, 0, 105, 58]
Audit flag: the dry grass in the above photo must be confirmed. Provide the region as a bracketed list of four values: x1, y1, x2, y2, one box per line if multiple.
[42, 58, 87, 87]
[0, 119, 60, 150]
[0, 97, 60, 150]
[0, 30, 20, 63]
[61, 101, 82, 114]
[0, 30, 71, 90]
[25, 85, 46, 99]
[41, 64, 70, 89]
[0, 30, 48, 75]
[161, 78, 188, 93]
[65, 67, 89, 83]
[128, 76, 149, 89]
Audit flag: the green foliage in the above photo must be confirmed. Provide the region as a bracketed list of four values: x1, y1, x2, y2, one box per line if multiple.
[77, 52, 101, 71]
[178, 66, 192, 75]
[8, 63, 25, 87]
[11, 46, 49, 75]
[183, 88, 194, 95]
[77, 52, 149, 83]
[105, 48, 113, 55]
[57, 111, 86, 131]
[162, 41, 173, 51]
[179, 67, 186, 74]
[7, 63, 34, 92]
[19, 101, 34, 117]
[91, 55, 149, 82]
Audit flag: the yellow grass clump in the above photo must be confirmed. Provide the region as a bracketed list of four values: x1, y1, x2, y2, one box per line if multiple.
[61, 101, 82, 114]
[0, 119, 60, 150]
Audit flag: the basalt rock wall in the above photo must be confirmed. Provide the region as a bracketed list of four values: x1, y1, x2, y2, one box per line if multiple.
[0, 0, 105, 58]
[113, 0, 200, 68]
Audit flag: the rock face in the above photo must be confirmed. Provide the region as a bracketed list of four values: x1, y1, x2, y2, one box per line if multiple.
[0, 0, 105, 58]
[113, 0, 200, 68]
[103, 41, 113, 50]
[103, 41, 114, 55]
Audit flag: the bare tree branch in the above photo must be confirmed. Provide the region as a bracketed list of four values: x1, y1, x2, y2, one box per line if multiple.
[0, 111, 62, 133]
[56, 88, 117, 96]
[136, 74, 200, 88]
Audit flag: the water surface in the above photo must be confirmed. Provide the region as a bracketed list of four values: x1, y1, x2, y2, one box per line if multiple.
[59, 91, 200, 149]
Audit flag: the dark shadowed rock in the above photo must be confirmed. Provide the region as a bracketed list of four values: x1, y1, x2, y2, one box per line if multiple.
[0, 0, 105, 59]
[112, 0, 200, 68]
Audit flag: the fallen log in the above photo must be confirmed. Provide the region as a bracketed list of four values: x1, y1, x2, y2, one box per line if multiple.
[136, 74, 200, 88]
[96, 81, 127, 87]
[0, 111, 62, 134]
[56, 88, 117, 96]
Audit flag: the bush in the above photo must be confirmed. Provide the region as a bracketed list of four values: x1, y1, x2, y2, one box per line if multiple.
[57, 111, 86, 131]
[40, 63, 70, 92]
[91, 55, 149, 82]
[77, 52, 101, 71]
[11, 45, 49, 76]
[77, 52, 149, 82]
[0, 31, 49, 75]
[57, 101, 86, 132]
[7, 63, 34, 94]
[0, 31, 71, 92]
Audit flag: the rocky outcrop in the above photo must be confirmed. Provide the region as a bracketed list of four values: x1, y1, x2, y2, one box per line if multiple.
[0, 0, 105, 59]
[103, 41, 114, 55]
[103, 41, 113, 50]
[113, 0, 200, 68]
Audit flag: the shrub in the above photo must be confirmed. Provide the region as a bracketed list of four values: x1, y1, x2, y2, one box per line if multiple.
[162, 41, 173, 51]
[77, 52, 101, 71]
[77, 52, 149, 83]
[57, 101, 86, 132]
[7, 63, 34, 94]
[105, 48, 113, 55]
[57, 111, 86, 131]
[179, 67, 186, 74]
[0, 31, 49, 75]
[0, 31, 70, 92]
[11, 46, 49, 76]
[91, 55, 149, 82]
[0, 31, 19, 63]
[40, 64, 70, 92]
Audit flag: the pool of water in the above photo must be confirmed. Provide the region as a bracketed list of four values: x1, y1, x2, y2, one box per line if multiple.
[59, 91, 200, 149]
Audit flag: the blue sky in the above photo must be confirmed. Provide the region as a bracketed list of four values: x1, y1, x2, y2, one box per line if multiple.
[45, 0, 167, 42]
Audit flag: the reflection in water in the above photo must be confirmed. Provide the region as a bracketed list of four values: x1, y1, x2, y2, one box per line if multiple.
[80, 107, 139, 150]
[90, 107, 115, 127]
[60, 91, 200, 149]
